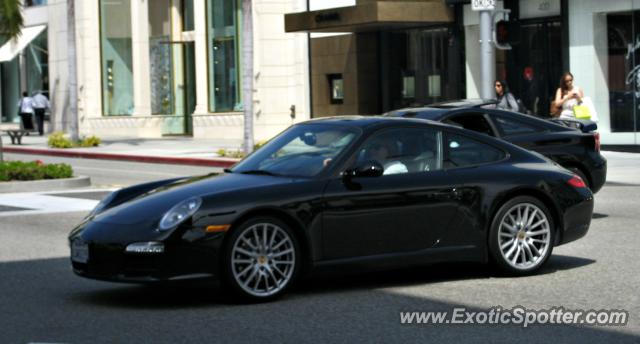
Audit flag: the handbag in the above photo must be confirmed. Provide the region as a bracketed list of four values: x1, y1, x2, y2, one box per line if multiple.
[581, 97, 599, 122]
[573, 103, 591, 120]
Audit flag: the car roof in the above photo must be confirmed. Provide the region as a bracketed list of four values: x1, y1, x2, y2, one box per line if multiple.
[387, 100, 574, 132]
[300, 115, 452, 130]
[298, 115, 531, 155]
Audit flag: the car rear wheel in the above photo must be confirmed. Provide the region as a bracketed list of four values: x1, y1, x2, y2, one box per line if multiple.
[489, 196, 554, 275]
[223, 217, 300, 301]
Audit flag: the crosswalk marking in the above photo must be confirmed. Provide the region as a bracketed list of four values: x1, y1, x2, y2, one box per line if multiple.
[0, 189, 115, 217]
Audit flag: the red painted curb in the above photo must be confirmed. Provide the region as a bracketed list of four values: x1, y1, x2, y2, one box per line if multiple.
[2, 146, 239, 168]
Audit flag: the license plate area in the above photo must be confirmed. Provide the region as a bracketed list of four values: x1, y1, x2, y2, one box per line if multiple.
[71, 239, 89, 263]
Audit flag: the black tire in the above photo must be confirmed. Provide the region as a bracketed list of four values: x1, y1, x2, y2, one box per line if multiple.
[488, 196, 555, 275]
[222, 216, 300, 302]
[568, 167, 591, 189]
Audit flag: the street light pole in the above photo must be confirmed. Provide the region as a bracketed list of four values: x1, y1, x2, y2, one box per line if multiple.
[479, 9, 495, 100]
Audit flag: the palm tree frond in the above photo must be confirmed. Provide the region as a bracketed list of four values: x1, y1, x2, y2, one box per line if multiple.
[0, 0, 25, 40]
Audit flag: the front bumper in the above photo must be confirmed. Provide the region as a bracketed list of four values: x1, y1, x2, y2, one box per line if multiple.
[69, 221, 226, 283]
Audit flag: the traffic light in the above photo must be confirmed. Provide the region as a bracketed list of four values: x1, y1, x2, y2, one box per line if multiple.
[494, 20, 520, 49]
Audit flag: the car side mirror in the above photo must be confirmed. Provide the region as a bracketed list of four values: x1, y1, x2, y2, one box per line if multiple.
[342, 161, 384, 180]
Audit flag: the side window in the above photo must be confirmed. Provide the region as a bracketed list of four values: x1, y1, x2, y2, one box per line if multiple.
[444, 133, 505, 168]
[444, 113, 496, 137]
[355, 127, 443, 175]
[494, 116, 543, 136]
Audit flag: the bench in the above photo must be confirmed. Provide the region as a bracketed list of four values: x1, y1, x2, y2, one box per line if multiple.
[2, 113, 38, 145]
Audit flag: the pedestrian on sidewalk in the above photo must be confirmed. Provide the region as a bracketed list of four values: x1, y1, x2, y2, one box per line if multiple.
[554, 71, 584, 119]
[16, 91, 36, 131]
[32, 90, 50, 136]
[494, 80, 519, 112]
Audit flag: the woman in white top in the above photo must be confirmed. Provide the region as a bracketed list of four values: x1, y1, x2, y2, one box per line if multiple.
[554, 72, 584, 119]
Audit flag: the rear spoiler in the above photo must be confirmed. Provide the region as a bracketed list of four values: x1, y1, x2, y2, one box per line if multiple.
[550, 118, 598, 133]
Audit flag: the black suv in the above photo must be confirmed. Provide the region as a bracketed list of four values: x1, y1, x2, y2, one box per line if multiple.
[386, 99, 607, 193]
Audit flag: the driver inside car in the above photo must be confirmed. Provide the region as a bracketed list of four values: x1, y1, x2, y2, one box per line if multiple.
[366, 138, 408, 175]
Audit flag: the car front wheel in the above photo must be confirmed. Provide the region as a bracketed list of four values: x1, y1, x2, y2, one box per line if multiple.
[488, 196, 554, 275]
[223, 217, 300, 301]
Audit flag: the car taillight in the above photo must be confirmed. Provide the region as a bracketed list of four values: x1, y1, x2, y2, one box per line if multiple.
[567, 175, 587, 188]
[593, 132, 600, 152]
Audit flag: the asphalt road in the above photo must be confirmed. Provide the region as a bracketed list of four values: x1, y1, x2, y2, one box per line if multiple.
[0, 155, 638, 343]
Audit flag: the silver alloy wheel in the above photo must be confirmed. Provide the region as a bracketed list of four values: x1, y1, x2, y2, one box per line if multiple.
[498, 203, 551, 270]
[230, 222, 296, 297]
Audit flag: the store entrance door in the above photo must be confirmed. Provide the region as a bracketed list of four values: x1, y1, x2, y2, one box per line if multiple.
[502, 20, 563, 117]
[161, 41, 195, 136]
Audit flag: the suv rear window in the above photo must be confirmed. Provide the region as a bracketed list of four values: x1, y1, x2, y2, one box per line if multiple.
[444, 114, 496, 137]
[494, 116, 544, 136]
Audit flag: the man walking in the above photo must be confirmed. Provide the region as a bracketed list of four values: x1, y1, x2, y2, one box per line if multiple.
[32, 90, 50, 136]
[17, 91, 35, 132]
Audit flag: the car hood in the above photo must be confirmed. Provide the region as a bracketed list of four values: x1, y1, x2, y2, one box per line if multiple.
[92, 172, 292, 226]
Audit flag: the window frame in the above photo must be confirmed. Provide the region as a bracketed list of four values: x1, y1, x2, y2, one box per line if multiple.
[99, 0, 134, 117]
[340, 126, 445, 177]
[442, 129, 509, 170]
[205, 0, 242, 113]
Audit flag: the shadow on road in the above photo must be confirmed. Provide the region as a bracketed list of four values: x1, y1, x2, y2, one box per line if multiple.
[592, 212, 609, 219]
[0, 256, 635, 343]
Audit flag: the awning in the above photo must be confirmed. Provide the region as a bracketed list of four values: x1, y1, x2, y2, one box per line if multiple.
[285, 1, 454, 33]
[0, 24, 47, 63]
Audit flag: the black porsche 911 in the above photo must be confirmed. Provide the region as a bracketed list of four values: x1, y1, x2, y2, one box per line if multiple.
[69, 116, 594, 301]
[385, 99, 607, 193]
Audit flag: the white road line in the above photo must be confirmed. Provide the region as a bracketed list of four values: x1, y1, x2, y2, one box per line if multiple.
[73, 165, 183, 177]
[0, 189, 116, 216]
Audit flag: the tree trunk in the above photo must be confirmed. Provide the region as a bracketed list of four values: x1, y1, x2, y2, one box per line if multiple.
[67, 0, 79, 141]
[242, 0, 254, 154]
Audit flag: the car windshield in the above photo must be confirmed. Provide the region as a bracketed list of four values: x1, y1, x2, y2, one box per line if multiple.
[231, 123, 360, 178]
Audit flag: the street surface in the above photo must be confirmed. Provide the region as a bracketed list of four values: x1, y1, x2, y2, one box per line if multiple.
[0, 152, 638, 343]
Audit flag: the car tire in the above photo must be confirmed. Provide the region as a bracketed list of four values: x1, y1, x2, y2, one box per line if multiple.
[568, 167, 590, 189]
[488, 196, 555, 275]
[222, 216, 300, 302]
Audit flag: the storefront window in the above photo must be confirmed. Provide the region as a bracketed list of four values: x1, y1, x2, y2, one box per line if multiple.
[26, 29, 48, 96]
[100, 0, 134, 116]
[381, 27, 464, 111]
[0, 57, 20, 123]
[183, 0, 195, 31]
[607, 11, 638, 132]
[24, 0, 47, 7]
[207, 0, 241, 112]
[149, 0, 174, 115]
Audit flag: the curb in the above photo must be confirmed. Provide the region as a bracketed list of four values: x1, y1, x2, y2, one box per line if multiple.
[0, 175, 91, 193]
[1, 146, 239, 168]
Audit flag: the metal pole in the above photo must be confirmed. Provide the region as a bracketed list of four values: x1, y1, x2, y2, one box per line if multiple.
[479, 10, 495, 100]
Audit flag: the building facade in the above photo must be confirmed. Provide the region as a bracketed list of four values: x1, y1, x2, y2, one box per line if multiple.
[286, 0, 640, 146]
[1, 0, 311, 143]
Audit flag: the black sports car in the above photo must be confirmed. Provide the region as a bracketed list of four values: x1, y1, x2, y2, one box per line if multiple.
[385, 100, 607, 193]
[69, 117, 593, 301]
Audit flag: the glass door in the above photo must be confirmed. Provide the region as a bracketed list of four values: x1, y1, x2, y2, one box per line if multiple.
[504, 20, 563, 118]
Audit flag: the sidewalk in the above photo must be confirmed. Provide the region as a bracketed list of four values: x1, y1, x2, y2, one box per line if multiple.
[0, 133, 243, 168]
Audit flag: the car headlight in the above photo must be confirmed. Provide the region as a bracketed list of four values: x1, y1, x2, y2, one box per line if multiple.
[158, 197, 202, 231]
